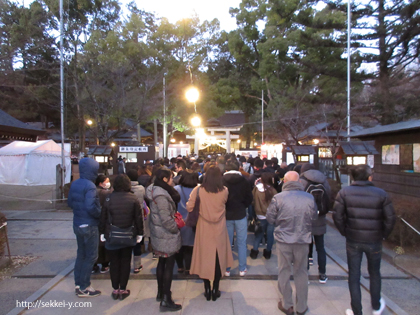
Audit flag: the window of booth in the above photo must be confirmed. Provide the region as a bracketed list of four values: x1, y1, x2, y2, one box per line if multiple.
[94, 156, 108, 163]
[319, 147, 332, 158]
[347, 156, 366, 165]
[118, 152, 137, 163]
[297, 155, 309, 162]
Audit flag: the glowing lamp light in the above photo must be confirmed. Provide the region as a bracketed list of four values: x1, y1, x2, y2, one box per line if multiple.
[237, 139, 241, 143]
[195, 128, 206, 139]
[313, 139, 320, 145]
[186, 87, 199, 103]
[111, 142, 116, 147]
[254, 142, 258, 146]
[191, 116, 201, 127]
[180, 141, 183, 145]
[170, 138, 176, 143]
[87, 119, 93, 125]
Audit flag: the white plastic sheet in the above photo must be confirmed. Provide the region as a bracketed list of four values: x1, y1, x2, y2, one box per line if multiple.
[0, 140, 71, 185]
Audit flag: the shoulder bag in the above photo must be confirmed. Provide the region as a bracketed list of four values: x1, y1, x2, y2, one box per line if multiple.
[152, 187, 185, 229]
[106, 195, 136, 246]
[185, 187, 200, 227]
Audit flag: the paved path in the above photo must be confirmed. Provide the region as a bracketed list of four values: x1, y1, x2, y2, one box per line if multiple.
[2, 209, 417, 315]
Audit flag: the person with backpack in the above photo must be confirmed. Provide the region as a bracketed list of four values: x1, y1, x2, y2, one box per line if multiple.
[299, 163, 331, 284]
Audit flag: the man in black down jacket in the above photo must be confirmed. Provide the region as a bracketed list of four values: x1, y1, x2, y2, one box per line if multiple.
[333, 165, 396, 315]
[223, 160, 253, 276]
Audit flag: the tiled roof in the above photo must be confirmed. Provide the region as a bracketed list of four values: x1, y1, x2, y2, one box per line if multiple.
[291, 145, 317, 155]
[87, 145, 115, 155]
[339, 141, 379, 155]
[0, 109, 43, 132]
[351, 120, 420, 137]
[206, 111, 245, 127]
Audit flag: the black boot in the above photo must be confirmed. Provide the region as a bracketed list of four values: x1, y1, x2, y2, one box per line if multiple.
[160, 293, 182, 312]
[204, 280, 211, 301]
[250, 249, 259, 259]
[156, 289, 163, 302]
[263, 249, 272, 259]
[211, 280, 221, 301]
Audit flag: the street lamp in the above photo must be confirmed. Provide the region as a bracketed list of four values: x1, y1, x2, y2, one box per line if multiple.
[186, 86, 199, 113]
[87, 119, 93, 126]
[186, 86, 199, 103]
[191, 115, 201, 127]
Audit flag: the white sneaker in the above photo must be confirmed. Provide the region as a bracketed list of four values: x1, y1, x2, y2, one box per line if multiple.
[372, 298, 386, 315]
[345, 309, 354, 315]
[239, 268, 247, 277]
[224, 271, 230, 277]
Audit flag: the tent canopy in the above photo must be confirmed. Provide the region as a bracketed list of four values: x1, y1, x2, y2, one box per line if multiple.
[0, 140, 71, 185]
[0, 140, 68, 156]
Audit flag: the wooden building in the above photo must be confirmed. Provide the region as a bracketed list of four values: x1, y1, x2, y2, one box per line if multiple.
[351, 120, 420, 202]
[0, 109, 45, 144]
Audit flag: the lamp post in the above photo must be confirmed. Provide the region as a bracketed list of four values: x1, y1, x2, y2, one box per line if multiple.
[261, 89, 264, 145]
[186, 86, 199, 112]
[163, 76, 167, 158]
[186, 87, 200, 155]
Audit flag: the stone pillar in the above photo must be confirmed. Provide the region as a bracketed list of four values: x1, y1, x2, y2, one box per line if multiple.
[226, 130, 231, 153]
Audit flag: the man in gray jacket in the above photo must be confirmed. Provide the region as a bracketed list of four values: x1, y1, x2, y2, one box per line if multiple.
[267, 171, 316, 315]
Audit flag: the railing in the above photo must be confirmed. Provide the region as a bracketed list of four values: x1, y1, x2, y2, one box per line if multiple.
[0, 222, 12, 264]
[319, 159, 346, 181]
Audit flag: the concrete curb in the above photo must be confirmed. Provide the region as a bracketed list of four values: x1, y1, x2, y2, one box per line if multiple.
[6, 262, 75, 315]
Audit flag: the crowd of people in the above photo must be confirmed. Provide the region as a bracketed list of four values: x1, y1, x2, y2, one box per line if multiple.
[68, 154, 395, 315]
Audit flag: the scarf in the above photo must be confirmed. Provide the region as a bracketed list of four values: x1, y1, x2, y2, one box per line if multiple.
[154, 178, 181, 205]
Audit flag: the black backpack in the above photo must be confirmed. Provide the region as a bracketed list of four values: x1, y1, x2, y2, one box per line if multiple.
[301, 176, 329, 216]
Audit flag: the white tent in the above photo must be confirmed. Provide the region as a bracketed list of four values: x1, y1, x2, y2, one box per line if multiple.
[0, 140, 71, 185]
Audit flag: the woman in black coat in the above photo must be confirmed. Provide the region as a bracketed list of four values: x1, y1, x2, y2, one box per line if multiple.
[99, 174, 143, 300]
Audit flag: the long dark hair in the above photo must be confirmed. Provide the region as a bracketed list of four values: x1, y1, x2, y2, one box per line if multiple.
[154, 168, 180, 204]
[201, 166, 224, 193]
[260, 172, 276, 203]
[179, 169, 199, 188]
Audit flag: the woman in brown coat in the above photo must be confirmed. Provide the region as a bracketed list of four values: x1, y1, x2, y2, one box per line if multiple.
[186, 166, 233, 301]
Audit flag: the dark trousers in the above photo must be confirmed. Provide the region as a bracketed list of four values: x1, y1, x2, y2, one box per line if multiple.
[132, 238, 144, 256]
[108, 246, 133, 290]
[175, 246, 193, 271]
[157, 254, 176, 296]
[96, 242, 109, 267]
[346, 240, 382, 315]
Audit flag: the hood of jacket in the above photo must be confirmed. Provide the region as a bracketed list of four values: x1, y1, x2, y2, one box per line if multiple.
[223, 171, 244, 184]
[301, 169, 326, 184]
[79, 158, 99, 182]
[282, 180, 304, 192]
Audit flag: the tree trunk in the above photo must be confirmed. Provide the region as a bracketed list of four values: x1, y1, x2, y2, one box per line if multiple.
[377, 0, 394, 124]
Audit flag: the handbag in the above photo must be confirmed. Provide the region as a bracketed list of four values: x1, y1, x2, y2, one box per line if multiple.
[151, 187, 185, 229]
[185, 187, 200, 227]
[174, 212, 185, 229]
[106, 196, 136, 246]
[248, 217, 263, 234]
